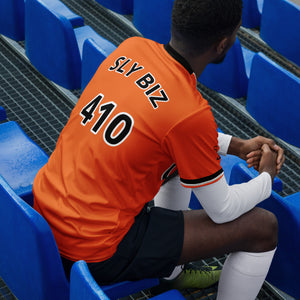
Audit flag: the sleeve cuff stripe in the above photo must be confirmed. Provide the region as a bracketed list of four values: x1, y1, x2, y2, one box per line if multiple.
[180, 169, 224, 188]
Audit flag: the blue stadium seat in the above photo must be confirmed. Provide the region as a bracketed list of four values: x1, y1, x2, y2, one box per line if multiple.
[0, 176, 159, 300]
[0, 121, 48, 206]
[70, 260, 110, 300]
[229, 163, 300, 299]
[133, 0, 174, 44]
[241, 0, 263, 28]
[0, 106, 7, 121]
[0, 174, 70, 300]
[198, 39, 255, 98]
[94, 0, 133, 15]
[25, 0, 113, 89]
[81, 38, 117, 91]
[0, 0, 25, 41]
[70, 260, 159, 300]
[260, 0, 300, 66]
[246, 52, 300, 148]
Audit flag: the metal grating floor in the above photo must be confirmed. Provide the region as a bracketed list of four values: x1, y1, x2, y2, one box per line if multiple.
[0, 0, 299, 299]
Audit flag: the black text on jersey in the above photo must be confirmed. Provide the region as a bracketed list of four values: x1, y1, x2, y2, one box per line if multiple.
[109, 56, 169, 109]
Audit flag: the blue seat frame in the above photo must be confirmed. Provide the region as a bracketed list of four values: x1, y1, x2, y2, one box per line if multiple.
[260, 0, 300, 66]
[0, 175, 70, 300]
[0, 0, 25, 41]
[133, 0, 174, 44]
[0, 121, 48, 205]
[246, 52, 300, 148]
[25, 0, 114, 89]
[81, 38, 117, 91]
[241, 0, 263, 28]
[198, 38, 255, 98]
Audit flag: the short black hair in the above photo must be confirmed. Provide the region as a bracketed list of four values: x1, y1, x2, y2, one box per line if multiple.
[171, 0, 243, 54]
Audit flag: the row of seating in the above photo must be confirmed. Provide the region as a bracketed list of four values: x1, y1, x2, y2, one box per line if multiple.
[0, 0, 116, 90]
[1, 0, 299, 66]
[1, 0, 299, 149]
[25, 0, 117, 90]
[132, 0, 300, 66]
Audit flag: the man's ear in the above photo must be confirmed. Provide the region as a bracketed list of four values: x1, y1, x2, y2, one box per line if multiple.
[215, 37, 229, 55]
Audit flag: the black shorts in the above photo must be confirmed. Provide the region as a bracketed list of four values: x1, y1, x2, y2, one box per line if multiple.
[61, 204, 184, 285]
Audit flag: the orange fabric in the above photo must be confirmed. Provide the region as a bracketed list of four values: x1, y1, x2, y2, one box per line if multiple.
[33, 37, 222, 262]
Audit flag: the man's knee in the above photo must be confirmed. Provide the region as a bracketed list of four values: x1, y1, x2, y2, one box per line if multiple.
[249, 207, 278, 251]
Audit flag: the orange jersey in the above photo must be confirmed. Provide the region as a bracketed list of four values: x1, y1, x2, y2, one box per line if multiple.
[33, 37, 223, 262]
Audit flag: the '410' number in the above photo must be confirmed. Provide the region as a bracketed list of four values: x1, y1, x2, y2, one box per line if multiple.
[80, 93, 133, 146]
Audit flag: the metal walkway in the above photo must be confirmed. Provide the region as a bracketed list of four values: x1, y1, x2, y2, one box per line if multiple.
[0, 0, 299, 299]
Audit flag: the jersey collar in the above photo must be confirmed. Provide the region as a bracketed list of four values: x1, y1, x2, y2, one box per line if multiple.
[164, 43, 194, 75]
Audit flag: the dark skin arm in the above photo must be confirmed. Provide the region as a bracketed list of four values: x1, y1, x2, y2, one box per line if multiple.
[227, 136, 285, 175]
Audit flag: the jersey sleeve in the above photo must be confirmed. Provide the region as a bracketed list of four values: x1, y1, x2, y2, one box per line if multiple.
[162, 108, 223, 188]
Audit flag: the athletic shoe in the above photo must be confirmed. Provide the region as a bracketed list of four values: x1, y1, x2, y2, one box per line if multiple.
[151, 263, 221, 294]
[169, 263, 222, 290]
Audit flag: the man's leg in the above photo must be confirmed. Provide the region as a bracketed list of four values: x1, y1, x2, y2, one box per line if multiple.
[154, 176, 221, 286]
[180, 208, 278, 300]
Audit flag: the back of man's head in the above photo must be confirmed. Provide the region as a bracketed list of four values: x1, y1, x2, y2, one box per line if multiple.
[171, 0, 243, 55]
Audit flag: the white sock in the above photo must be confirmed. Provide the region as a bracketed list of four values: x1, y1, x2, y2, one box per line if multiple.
[216, 249, 276, 300]
[154, 175, 191, 211]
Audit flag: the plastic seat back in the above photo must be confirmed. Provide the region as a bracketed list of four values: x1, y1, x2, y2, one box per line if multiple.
[0, 0, 25, 41]
[198, 39, 255, 98]
[70, 260, 110, 300]
[246, 52, 300, 147]
[229, 163, 300, 299]
[260, 0, 300, 66]
[94, 0, 133, 15]
[0, 175, 69, 300]
[133, 0, 174, 44]
[0, 121, 48, 205]
[81, 38, 117, 91]
[241, 0, 263, 28]
[25, 0, 84, 89]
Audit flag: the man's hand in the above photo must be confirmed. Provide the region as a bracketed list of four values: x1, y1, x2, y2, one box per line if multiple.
[258, 144, 278, 182]
[229, 136, 285, 174]
[244, 136, 284, 174]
